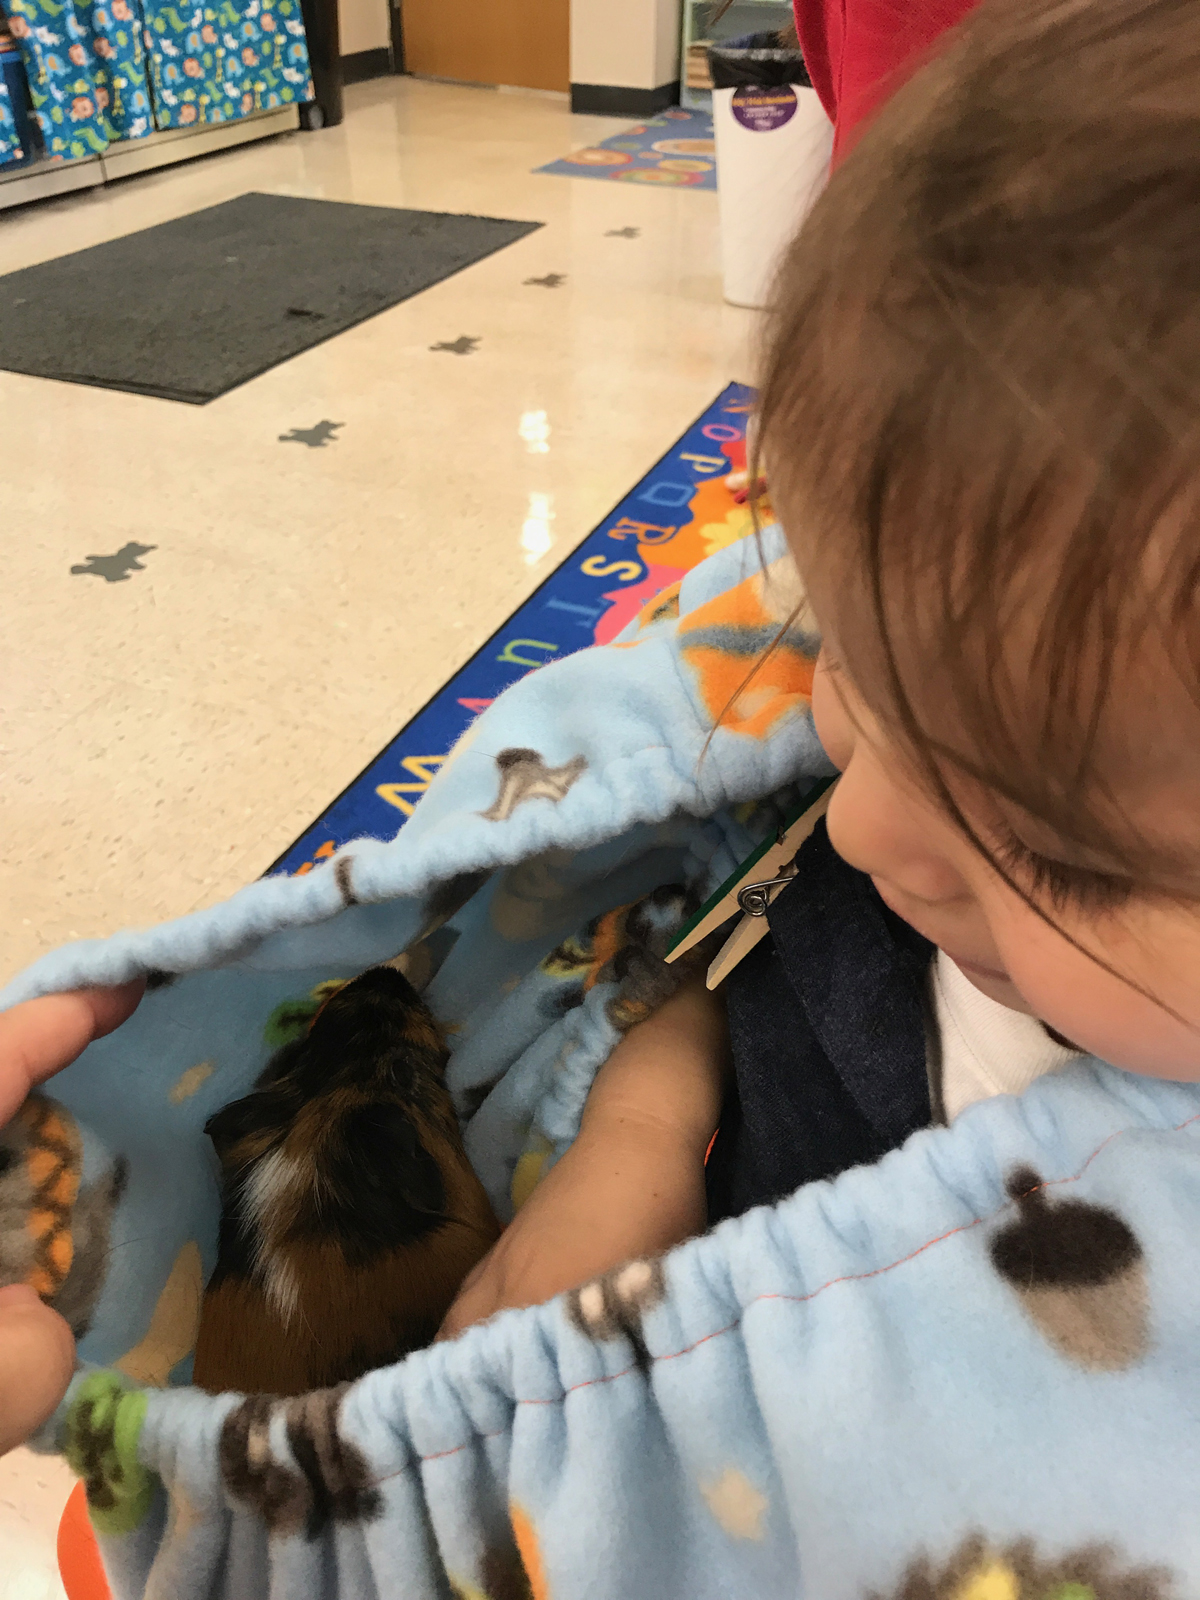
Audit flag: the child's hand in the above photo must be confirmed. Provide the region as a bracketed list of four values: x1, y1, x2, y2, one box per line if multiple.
[438, 974, 730, 1341]
[0, 982, 143, 1454]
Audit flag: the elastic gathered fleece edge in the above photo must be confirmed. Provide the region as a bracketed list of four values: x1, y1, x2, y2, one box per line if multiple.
[0, 717, 817, 1011]
[201, 1104, 1200, 1495]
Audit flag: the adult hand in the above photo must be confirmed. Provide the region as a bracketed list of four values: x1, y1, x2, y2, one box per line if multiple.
[0, 983, 144, 1454]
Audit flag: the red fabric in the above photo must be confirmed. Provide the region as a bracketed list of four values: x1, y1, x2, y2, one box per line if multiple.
[58, 1482, 112, 1600]
[793, 0, 980, 160]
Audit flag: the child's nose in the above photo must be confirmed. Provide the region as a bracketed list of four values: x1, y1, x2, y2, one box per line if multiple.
[825, 780, 969, 906]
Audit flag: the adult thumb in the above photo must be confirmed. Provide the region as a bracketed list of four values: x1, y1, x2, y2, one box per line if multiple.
[0, 1284, 75, 1456]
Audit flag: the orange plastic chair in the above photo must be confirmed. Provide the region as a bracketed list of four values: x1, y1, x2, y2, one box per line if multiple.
[58, 1481, 112, 1600]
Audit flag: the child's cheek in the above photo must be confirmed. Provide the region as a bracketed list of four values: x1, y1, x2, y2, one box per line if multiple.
[810, 655, 853, 770]
[993, 917, 1200, 1081]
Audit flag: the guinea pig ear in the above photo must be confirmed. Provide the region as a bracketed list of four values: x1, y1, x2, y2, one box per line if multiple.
[203, 1088, 286, 1160]
[387, 1113, 449, 1218]
[330, 1103, 448, 1234]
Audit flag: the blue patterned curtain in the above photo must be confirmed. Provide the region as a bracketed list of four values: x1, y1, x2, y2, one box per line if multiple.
[8, 0, 152, 157]
[140, 0, 312, 129]
[0, 61, 23, 161]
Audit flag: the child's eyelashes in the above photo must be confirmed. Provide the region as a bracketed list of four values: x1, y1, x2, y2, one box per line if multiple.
[991, 826, 1136, 913]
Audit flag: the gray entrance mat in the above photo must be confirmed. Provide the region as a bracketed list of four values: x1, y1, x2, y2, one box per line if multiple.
[0, 193, 542, 404]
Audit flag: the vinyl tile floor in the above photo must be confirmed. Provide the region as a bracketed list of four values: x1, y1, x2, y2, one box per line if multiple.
[0, 75, 756, 1595]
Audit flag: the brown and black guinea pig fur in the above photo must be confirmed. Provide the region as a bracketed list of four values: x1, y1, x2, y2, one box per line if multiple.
[192, 965, 500, 1396]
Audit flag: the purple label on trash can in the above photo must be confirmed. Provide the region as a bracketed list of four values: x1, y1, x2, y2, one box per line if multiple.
[731, 84, 798, 132]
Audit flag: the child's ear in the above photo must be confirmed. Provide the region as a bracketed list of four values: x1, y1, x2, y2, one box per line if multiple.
[323, 1103, 447, 1251]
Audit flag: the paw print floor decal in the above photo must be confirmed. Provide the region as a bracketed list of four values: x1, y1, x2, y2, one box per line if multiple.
[430, 336, 480, 355]
[70, 542, 156, 583]
[279, 420, 344, 448]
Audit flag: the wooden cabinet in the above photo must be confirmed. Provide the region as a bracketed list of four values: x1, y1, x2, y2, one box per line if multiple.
[401, 0, 569, 93]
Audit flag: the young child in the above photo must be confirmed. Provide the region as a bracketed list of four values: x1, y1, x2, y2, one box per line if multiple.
[3, 0, 1200, 1590]
[441, 0, 1200, 1337]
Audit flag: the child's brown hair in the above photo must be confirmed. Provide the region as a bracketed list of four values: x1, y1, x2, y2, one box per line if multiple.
[756, 0, 1200, 906]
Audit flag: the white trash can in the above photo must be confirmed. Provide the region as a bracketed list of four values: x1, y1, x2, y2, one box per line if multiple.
[711, 47, 834, 310]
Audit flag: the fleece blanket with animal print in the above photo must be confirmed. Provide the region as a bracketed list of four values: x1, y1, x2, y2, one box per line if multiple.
[2, 523, 1198, 1599]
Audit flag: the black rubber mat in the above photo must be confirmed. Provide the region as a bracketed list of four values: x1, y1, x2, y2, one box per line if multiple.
[0, 193, 542, 404]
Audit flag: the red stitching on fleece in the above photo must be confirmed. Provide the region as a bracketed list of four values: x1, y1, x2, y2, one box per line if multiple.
[415, 1430, 508, 1464]
[397, 1107, 1200, 1472]
[748, 1115, 1200, 1310]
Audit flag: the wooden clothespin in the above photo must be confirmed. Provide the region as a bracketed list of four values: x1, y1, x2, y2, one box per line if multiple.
[665, 776, 838, 989]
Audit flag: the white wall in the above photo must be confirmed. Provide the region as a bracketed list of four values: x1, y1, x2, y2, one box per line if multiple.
[652, 0, 682, 84]
[570, 0, 681, 89]
[339, 0, 389, 56]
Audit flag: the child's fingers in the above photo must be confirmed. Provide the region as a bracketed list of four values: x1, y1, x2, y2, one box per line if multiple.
[436, 1252, 498, 1342]
[0, 1284, 76, 1456]
[0, 981, 145, 1125]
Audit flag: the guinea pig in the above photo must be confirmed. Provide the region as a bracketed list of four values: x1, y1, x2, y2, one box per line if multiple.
[193, 965, 499, 1396]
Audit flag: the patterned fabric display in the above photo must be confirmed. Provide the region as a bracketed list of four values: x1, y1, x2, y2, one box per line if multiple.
[140, 0, 313, 129]
[7, 0, 311, 157]
[0, 61, 22, 161]
[8, 0, 152, 157]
